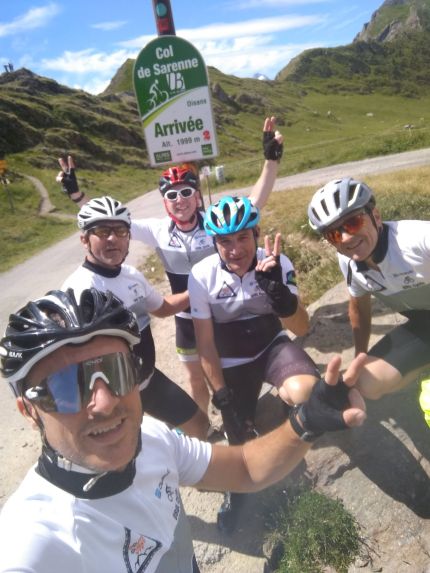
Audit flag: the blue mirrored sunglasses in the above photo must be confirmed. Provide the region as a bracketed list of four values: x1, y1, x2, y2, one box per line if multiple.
[24, 352, 138, 414]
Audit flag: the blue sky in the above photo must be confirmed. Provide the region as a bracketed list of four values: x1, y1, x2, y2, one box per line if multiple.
[0, 1, 382, 94]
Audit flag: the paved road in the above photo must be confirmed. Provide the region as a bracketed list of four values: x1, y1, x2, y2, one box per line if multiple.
[0, 147, 429, 504]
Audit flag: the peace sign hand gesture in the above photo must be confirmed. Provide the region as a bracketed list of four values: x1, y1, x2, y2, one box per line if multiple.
[56, 155, 80, 197]
[255, 233, 298, 318]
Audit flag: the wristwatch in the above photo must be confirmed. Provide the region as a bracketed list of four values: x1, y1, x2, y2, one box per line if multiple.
[289, 405, 320, 442]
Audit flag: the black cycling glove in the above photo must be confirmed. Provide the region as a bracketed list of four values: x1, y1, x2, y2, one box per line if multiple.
[56, 158, 84, 201]
[263, 130, 283, 161]
[290, 377, 350, 441]
[212, 387, 257, 445]
[255, 257, 298, 317]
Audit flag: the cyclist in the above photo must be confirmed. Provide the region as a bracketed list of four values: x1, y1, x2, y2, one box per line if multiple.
[308, 177, 430, 400]
[56, 117, 284, 417]
[188, 196, 322, 531]
[0, 288, 366, 572]
[62, 195, 209, 439]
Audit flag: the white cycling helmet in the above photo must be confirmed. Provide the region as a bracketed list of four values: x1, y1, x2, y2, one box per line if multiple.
[77, 196, 131, 230]
[308, 177, 375, 232]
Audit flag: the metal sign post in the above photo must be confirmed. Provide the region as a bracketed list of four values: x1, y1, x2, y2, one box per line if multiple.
[133, 36, 218, 166]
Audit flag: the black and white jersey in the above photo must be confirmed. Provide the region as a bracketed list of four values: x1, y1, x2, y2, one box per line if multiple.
[131, 215, 214, 319]
[188, 248, 298, 367]
[0, 418, 211, 573]
[338, 221, 430, 313]
[63, 261, 163, 332]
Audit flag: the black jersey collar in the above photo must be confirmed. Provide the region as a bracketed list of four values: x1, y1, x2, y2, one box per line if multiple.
[83, 258, 122, 278]
[36, 434, 141, 499]
[355, 223, 389, 273]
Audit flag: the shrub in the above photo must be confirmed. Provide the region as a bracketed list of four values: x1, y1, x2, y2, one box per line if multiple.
[274, 490, 361, 573]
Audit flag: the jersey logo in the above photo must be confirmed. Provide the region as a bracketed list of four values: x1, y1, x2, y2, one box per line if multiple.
[286, 270, 297, 287]
[168, 234, 182, 248]
[216, 282, 237, 299]
[123, 529, 161, 572]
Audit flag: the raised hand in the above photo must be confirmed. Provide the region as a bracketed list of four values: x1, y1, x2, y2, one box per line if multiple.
[56, 155, 80, 197]
[262, 116, 284, 161]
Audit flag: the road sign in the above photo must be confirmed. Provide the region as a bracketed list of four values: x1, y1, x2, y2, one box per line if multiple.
[133, 36, 218, 166]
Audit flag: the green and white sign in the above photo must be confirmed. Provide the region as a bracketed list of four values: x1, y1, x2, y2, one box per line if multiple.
[133, 36, 218, 166]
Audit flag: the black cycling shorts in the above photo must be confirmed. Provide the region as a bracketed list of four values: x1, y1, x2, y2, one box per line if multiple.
[368, 319, 430, 376]
[175, 315, 198, 360]
[222, 335, 319, 421]
[140, 367, 198, 426]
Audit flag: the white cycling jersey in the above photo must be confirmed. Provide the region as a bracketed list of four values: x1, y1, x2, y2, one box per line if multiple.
[188, 248, 298, 368]
[0, 417, 211, 573]
[62, 261, 163, 332]
[131, 215, 214, 319]
[338, 221, 430, 313]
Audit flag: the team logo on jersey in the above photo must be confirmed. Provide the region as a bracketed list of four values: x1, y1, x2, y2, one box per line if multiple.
[123, 528, 161, 572]
[168, 234, 182, 248]
[286, 270, 297, 287]
[217, 282, 237, 299]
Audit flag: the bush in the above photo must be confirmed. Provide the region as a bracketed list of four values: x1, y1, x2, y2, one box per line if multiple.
[274, 490, 361, 573]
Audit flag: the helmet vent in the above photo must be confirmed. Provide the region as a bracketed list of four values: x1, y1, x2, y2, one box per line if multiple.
[321, 198, 330, 216]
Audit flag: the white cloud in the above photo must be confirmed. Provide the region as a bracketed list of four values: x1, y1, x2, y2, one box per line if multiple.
[232, 0, 330, 8]
[92, 21, 127, 31]
[0, 3, 60, 38]
[196, 39, 321, 78]
[40, 48, 135, 74]
[119, 13, 325, 48]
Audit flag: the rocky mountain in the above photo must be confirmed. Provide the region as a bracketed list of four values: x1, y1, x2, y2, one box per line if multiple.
[276, 0, 430, 94]
[1, 0, 430, 171]
[354, 0, 430, 43]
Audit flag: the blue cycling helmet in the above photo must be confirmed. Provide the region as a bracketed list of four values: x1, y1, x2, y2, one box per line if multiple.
[204, 196, 260, 236]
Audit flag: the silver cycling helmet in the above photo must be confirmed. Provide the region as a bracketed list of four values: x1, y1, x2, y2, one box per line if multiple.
[308, 177, 375, 232]
[77, 196, 131, 230]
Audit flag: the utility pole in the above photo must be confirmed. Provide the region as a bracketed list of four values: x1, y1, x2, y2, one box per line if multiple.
[152, 0, 176, 35]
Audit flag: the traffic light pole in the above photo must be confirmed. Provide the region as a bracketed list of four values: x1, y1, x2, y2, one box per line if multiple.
[150, 0, 209, 207]
[152, 0, 176, 35]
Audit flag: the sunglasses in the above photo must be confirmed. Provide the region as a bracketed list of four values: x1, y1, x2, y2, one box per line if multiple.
[24, 352, 138, 414]
[164, 187, 196, 202]
[89, 225, 130, 239]
[323, 212, 367, 244]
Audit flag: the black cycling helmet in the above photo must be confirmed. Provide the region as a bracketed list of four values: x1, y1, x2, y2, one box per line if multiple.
[308, 177, 375, 232]
[0, 288, 140, 396]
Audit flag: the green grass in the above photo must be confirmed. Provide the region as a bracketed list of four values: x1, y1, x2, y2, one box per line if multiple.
[270, 488, 361, 573]
[0, 175, 76, 272]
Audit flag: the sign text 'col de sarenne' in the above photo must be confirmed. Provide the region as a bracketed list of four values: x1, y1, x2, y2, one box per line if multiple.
[133, 36, 218, 166]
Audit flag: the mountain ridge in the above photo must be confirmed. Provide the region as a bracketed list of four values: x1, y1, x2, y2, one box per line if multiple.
[1, 0, 430, 180]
